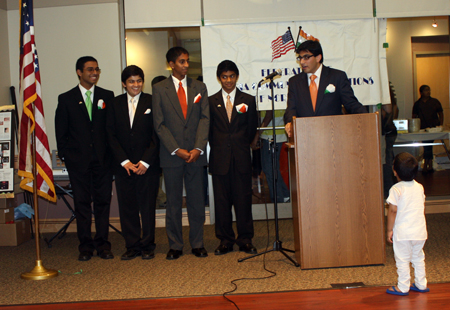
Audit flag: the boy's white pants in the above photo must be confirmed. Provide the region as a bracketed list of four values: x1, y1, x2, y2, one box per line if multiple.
[393, 239, 427, 293]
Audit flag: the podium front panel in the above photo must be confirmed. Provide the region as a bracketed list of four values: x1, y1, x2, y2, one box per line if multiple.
[289, 113, 385, 269]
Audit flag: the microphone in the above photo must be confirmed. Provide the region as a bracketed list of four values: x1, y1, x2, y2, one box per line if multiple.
[258, 69, 282, 84]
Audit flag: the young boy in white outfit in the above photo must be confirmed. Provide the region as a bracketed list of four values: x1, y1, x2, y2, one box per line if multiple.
[386, 152, 429, 296]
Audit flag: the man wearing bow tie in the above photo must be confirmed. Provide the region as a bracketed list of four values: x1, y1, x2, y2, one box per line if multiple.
[106, 65, 161, 260]
[209, 60, 258, 255]
[284, 40, 367, 137]
[153, 47, 210, 260]
[55, 56, 114, 261]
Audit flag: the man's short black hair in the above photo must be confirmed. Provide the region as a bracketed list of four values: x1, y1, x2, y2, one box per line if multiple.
[76, 56, 98, 72]
[121, 65, 144, 84]
[216, 60, 239, 79]
[419, 85, 430, 94]
[296, 40, 324, 63]
[393, 152, 418, 181]
[166, 47, 189, 64]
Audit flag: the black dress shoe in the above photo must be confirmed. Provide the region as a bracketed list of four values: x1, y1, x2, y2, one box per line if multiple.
[78, 251, 93, 261]
[98, 250, 114, 260]
[166, 249, 182, 260]
[142, 250, 155, 260]
[121, 249, 141, 260]
[215, 244, 233, 255]
[239, 243, 257, 254]
[192, 247, 208, 257]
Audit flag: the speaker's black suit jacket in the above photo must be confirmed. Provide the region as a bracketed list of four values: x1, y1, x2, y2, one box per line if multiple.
[284, 65, 367, 124]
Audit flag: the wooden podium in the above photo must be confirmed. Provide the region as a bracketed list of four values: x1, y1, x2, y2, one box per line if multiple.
[288, 113, 385, 269]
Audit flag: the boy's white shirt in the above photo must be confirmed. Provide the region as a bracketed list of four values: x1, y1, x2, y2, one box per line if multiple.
[387, 180, 427, 241]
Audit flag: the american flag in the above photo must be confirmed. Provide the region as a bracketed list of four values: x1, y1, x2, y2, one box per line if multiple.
[271, 30, 295, 62]
[18, 0, 56, 202]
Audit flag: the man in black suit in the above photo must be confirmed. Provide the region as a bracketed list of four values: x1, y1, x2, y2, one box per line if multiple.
[152, 47, 210, 260]
[209, 60, 258, 255]
[55, 56, 114, 261]
[284, 40, 367, 137]
[106, 65, 161, 260]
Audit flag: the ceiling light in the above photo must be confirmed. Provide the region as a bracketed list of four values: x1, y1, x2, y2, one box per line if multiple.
[432, 18, 438, 28]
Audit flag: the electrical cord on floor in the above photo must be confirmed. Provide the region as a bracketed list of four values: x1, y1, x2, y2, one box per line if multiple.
[222, 143, 278, 309]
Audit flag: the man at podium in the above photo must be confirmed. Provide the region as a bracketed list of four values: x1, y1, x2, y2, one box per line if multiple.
[284, 40, 367, 137]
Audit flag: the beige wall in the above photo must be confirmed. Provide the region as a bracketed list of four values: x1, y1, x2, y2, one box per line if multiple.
[0, 7, 11, 107]
[125, 29, 171, 93]
[7, 2, 123, 153]
[386, 16, 449, 120]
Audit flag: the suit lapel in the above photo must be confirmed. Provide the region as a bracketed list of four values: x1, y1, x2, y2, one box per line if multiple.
[315, 66, 329, 113]
[75, 87, 90, 121]
[133, 94, 148, 127]
[230, 90, 242, 124]
[92, 86, 103, 120]
[118, 94, 132, 129]
[186, 78, 196, 121]
[214, 92, 229, 125]
[300, 74, 315, 115]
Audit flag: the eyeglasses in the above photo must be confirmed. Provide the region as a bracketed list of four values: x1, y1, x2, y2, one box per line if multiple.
[85, 67, 101, 73]
[296, 54, 315, 61]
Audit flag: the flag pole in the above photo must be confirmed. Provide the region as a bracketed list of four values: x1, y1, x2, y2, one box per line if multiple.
[287, 26, 297, 48]
[295, 26, 302, 48]
[21, 103, 58, 281]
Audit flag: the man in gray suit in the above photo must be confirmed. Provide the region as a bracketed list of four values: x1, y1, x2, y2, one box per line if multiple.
[152, 47, 210, 260]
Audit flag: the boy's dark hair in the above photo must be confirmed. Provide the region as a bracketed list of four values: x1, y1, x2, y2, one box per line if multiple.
[121, 65, 144, 84]
[393, 152, 418, 181]
[166, 47, 189, 64]
[216, 60, 239, 78]
[296, 40, 324, 63]
[76, 56, 97, 72]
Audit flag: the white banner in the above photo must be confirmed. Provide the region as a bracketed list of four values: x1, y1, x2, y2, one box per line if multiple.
[201, 19, 389, 110]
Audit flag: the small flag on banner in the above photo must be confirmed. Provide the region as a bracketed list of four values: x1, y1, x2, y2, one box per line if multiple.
[296, 28, 320, 48]
[18, 0, 56, 202]
[271, 30, 295, 62]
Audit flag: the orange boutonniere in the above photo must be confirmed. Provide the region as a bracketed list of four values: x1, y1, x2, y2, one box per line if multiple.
[235, 103, 248, 114]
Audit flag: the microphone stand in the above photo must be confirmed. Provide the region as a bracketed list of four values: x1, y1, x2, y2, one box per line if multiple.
[238, 76, 299, 267]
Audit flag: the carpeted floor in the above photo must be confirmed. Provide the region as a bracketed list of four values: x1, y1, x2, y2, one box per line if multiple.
[1, 214, 449, 306]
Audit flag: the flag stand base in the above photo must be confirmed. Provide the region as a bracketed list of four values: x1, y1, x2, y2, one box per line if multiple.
[21, 260, 58, 280]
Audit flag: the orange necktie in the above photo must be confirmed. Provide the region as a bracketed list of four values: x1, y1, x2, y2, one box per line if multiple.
[177, 82, 187, 119]
[310, 74, 318, 111]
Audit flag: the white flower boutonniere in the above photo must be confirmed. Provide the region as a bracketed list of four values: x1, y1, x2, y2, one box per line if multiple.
[97, 99, 105, 109]
[324, 84, 336, 94]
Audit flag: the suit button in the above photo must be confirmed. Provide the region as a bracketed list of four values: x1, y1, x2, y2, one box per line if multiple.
[184, 126, 188, 129]
[89, 144, 93, 147]
[227, 144, 230, 147]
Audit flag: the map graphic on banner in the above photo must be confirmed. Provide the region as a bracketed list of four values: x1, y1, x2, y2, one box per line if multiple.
[201, 19, 389, 111]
